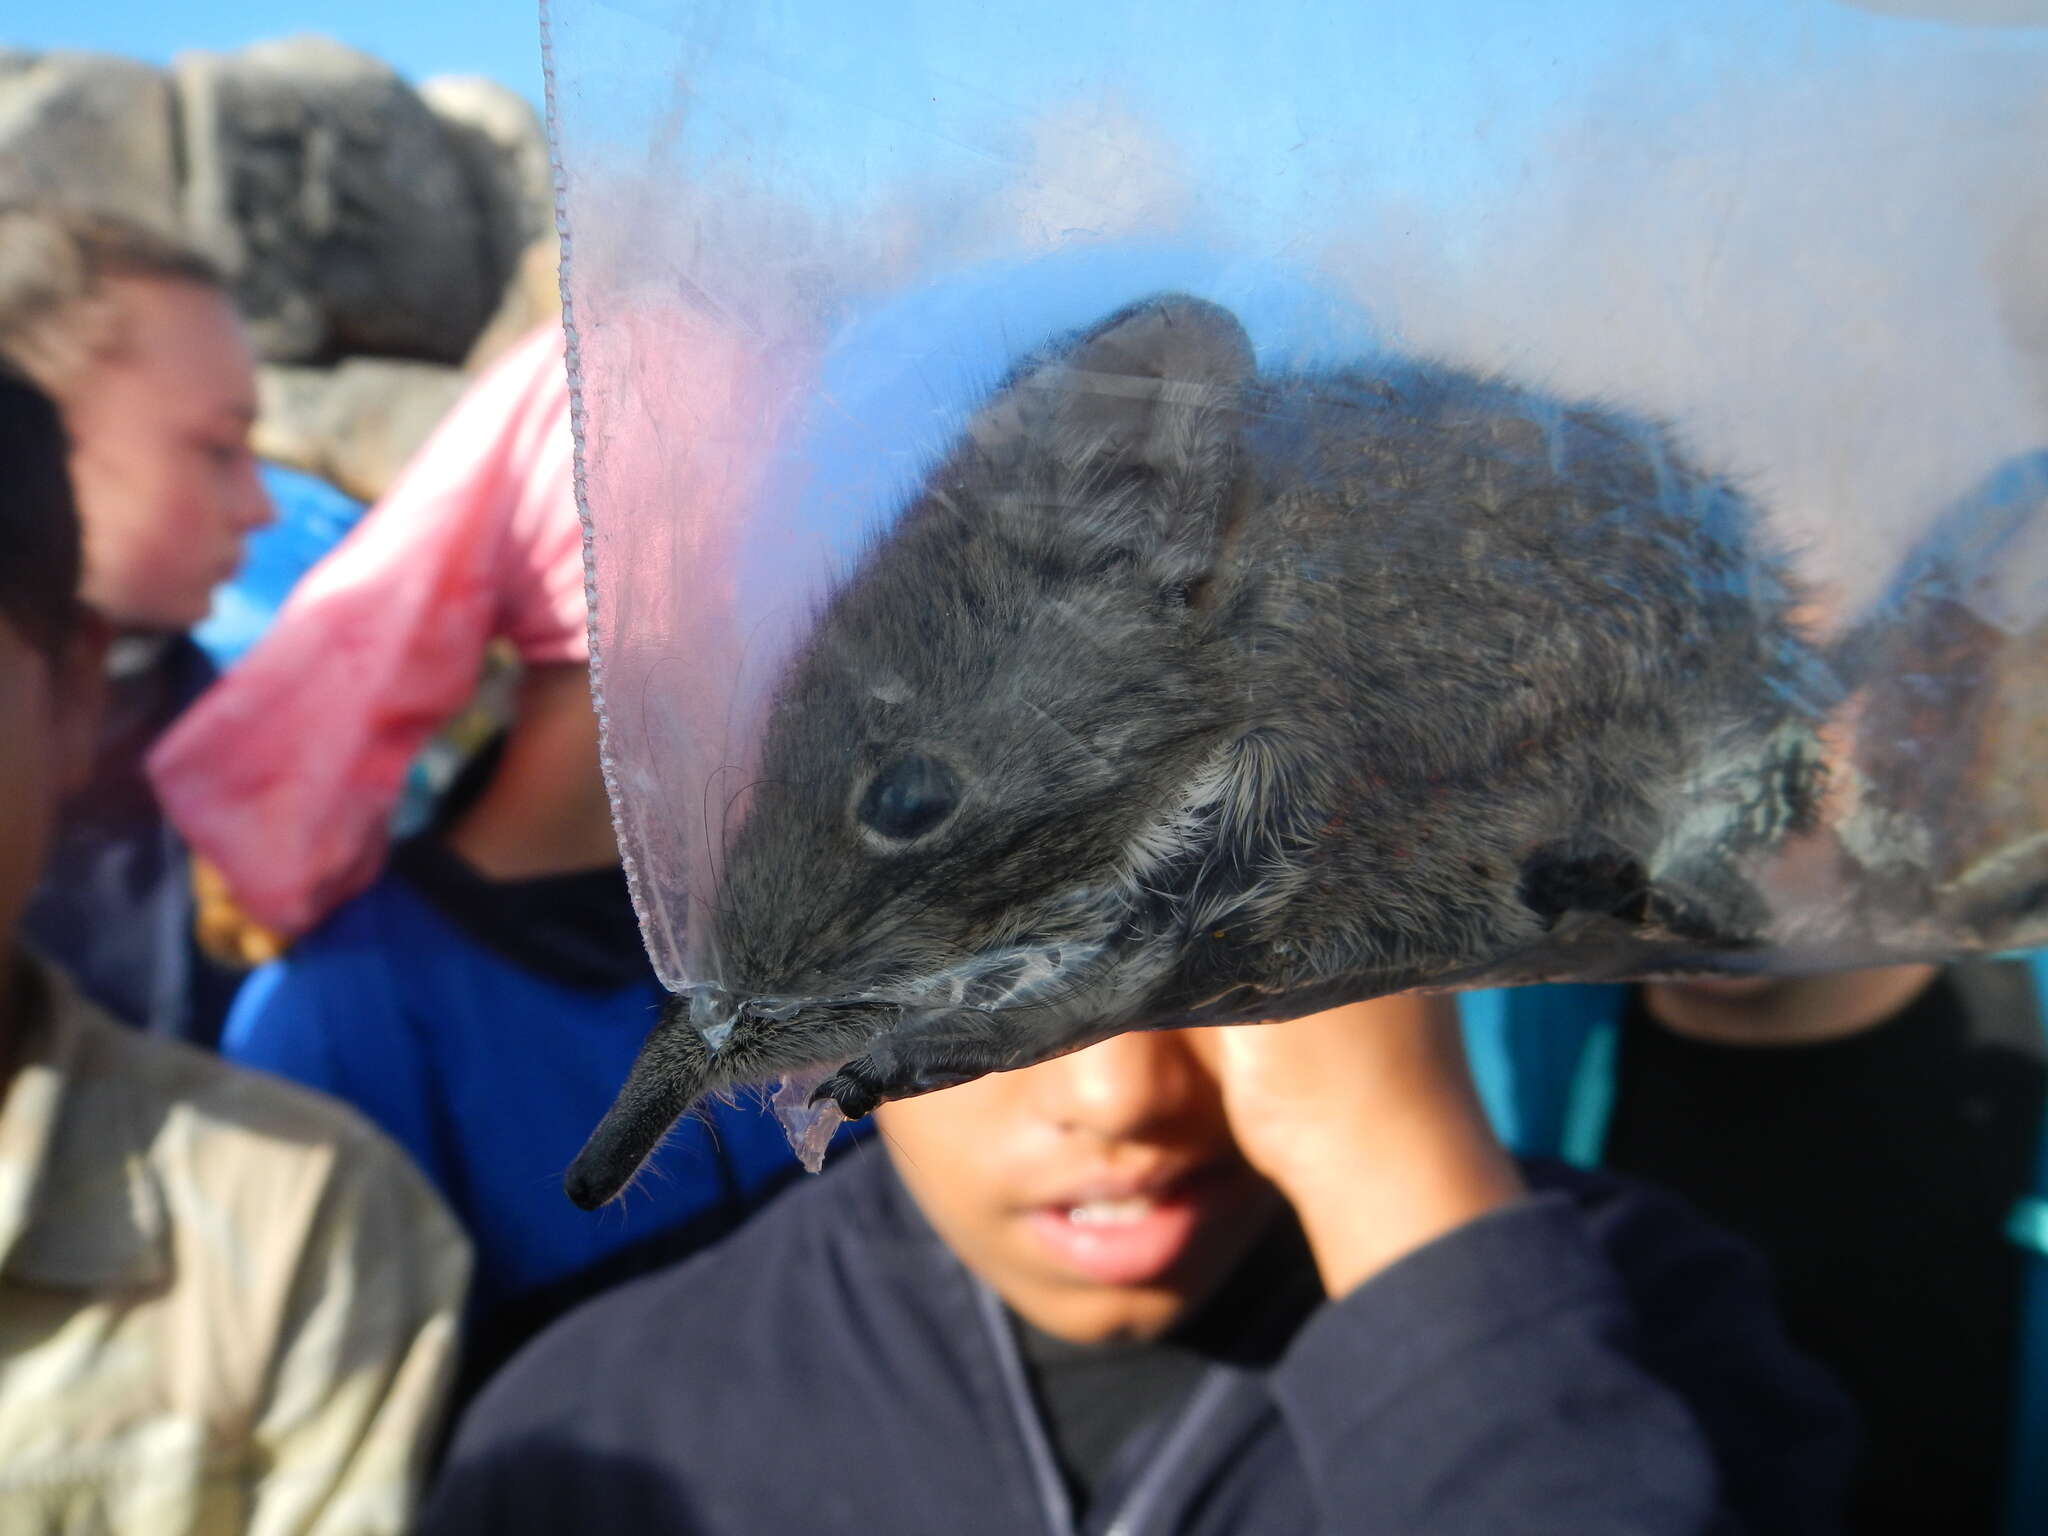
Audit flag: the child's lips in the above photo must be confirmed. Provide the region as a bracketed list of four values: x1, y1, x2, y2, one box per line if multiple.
[1025, 1163, 1239, 1287]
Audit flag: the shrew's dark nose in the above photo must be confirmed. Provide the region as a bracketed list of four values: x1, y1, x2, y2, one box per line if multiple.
[858, 754, 960, 841]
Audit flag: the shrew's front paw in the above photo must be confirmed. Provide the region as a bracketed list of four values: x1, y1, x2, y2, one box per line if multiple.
[812, 1058, 888, 1120]
[809, 1033, 1016, 1118]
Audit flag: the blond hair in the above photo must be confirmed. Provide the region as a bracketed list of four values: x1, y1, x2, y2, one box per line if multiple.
[0, 205, 227, 395]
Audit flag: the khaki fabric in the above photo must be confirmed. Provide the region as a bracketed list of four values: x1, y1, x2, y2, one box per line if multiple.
[0, 951, 472, 1534]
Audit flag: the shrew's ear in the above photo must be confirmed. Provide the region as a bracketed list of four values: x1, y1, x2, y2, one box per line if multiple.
[964, 294, 1255, 583]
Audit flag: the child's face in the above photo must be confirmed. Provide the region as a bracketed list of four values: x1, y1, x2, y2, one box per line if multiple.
[875, 1029, 1284, 1345]
[61, 279, 270, 632]
[0, 615, 100, 952]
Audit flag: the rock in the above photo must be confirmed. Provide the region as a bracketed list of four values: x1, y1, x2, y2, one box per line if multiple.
[248, 366, 329, 477]
[1, 36, 555, 496]
[463, 233, 561, 373]
[174, 36, 496, 365]
[254, 357, 469, 502]
[421, 75, 553, 296]
[0, 51, 182, 234]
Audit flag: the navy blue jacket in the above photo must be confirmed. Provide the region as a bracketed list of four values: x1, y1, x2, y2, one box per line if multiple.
[425, 1148, 1853, 1535]
[1460, 956, 2048, 1534]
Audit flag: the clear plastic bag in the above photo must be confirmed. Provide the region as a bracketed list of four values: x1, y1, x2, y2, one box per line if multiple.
[544, 0, 2048, 1201]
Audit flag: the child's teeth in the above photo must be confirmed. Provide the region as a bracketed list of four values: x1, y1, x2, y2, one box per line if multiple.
[1068, 1198, 1152, 1226]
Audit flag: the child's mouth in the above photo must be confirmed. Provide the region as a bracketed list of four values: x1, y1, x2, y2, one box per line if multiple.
[1027, 1164, 1237, 1287]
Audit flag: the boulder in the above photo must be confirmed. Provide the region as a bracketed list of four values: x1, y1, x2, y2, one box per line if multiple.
[0, 51, 181, 234]
[254, 357, 470, 502]
[421, 75, 553, 296]
[463, 233, 561, 373]
[174, 37, 496, 365]
[0, 36, 559, 501]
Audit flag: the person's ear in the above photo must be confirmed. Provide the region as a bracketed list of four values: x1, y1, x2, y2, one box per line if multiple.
[48, 612, 109, 796]
[964, 294, 1255, 595]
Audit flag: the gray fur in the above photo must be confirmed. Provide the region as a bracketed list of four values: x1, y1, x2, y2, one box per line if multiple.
[568, 293, 1837, 1207]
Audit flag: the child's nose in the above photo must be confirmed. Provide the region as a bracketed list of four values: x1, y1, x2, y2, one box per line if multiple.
[1034, 1030, 1209, 1141]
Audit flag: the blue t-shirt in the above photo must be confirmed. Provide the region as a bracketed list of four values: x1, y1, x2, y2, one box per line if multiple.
[222, 859, 832, 1343]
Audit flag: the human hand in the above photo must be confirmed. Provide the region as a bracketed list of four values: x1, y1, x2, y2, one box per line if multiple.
[1193, 993, 1524, 1298]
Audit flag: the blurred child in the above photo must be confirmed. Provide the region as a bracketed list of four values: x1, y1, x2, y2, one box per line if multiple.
[1462, 958, 2048, 1536]
[0, 204, 274, 1045]
[152, 326, 852, 1396]
[0, 362, 467, 1532]
[425, 992, 1854, 1534]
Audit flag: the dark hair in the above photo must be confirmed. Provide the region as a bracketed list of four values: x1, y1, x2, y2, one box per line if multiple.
[0, 361, 82, 658]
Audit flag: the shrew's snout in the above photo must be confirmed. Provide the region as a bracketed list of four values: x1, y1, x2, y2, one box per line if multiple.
[564, 1000, 716, 1209]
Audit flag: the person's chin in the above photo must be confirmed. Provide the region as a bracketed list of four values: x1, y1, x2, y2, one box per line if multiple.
[110, 579, 211, 634]
[163, 589, 218, 632]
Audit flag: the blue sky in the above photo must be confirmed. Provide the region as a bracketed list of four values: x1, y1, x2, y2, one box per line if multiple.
[14, 0, 2041, 176]
[6, 0, 546, 105]
[553, 0, 2036, 250]
[548, 0, 2048, 663]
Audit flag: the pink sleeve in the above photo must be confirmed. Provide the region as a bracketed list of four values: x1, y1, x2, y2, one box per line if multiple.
[494, 352, 590, 665]
[147, 325, 585, 938]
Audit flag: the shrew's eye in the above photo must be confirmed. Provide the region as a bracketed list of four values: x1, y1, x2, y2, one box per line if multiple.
[857, 754, 961, 843]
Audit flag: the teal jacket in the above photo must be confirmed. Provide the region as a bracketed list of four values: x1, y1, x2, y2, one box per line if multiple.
[1459, 954, 2048, 1536]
